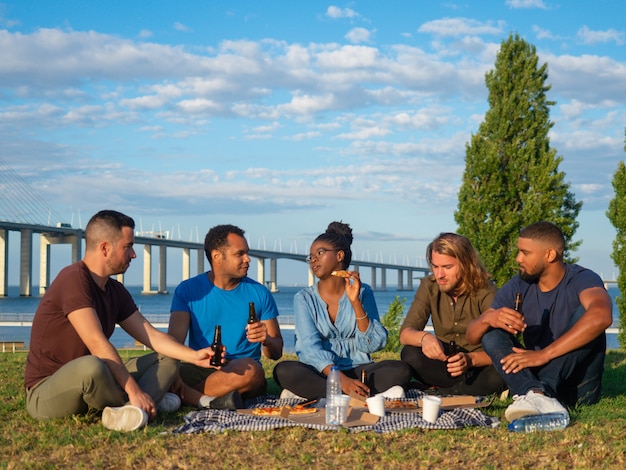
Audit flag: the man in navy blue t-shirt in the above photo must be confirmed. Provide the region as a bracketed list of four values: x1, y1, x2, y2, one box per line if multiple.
[467, 221, 612, 423]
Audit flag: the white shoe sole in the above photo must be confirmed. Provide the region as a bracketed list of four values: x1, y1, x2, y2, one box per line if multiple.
[505, 407, 539, 421]
[157, 392, 181, 412]
[102, 405, 148, 432]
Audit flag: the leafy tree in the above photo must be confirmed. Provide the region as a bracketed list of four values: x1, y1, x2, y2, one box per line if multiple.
[607, 135, 626, 348]
[455, 33, 582, 286]
[380, 296, 406, 353]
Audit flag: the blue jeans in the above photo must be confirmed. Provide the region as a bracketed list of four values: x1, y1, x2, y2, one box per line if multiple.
[481, 329, 605, 405]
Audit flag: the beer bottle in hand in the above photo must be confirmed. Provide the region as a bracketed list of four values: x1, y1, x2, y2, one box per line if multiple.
[248, 302, 259, 324]
[361, 369, 369, 397]
[209, 325, 224, 367]
[514, 293, 525, 347]
[447, 340, 458, 378]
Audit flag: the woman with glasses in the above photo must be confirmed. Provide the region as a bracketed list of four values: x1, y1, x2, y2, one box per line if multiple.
[272, 221, 412, 400]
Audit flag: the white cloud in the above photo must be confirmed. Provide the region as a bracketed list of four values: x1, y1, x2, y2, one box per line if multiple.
[326, 6, 359, 19]
[506, 0, 547, 9]
[173, 22, 190, 32]
[277, 94, 337, 116]
[576, 26, 625, 45]
[0, 23, 624, 232]
[576, 183, 604, 194]
[345, 27, 372, 44]
[175, 98, 220, 113]
[532, 25, 558, 40]
[250, 122, 281, 133]
[418, 18, 504, 37]
[0, 4, 20, 28]
[545, 53, 626, 104]
[63, 105, 105, 126]
[336, 126, 391, 140]
[285, 131, 322, 141]
[386, 108, 451, 131]
[316, 45, 380, 69]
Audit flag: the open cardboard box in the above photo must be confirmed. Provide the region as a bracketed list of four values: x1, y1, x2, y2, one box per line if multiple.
[238, 398, 380, 428]
[238, 393, 489, 427]
[348, 392, 492, 413]
[427, 395, 492, 410]
[285, 397, 380, 427]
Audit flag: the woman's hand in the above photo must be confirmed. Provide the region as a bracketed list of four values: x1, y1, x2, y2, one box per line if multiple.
[344, 271, 361, 303]
[339, 371, 369, 397]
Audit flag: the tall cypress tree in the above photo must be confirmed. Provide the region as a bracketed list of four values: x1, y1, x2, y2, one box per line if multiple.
[455, 33, 582, 286]
[607, 135, 626, 348]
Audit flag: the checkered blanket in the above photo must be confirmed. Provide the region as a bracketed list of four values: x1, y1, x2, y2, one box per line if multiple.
[172, 390, 500, 434]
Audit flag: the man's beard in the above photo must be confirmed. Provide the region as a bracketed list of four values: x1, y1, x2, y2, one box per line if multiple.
[439, 279, 460, 295]
[520, 270, 541, 284]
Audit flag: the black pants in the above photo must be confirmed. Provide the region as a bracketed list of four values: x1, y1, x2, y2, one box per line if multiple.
[273, 360, 413, 400]
[401, 344, 506, 396]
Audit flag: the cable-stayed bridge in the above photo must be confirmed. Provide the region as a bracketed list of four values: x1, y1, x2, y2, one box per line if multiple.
[0, 219, 430, 296]
[0, 158, 430, 296]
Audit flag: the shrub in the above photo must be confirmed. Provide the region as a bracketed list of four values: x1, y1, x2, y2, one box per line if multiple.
[381, 296, 406, 353]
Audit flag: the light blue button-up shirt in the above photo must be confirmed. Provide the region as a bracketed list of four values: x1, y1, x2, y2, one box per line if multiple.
[294, 283, 388, 373]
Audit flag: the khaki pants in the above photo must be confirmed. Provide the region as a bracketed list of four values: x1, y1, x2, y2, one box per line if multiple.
[26, 353, 178, 420]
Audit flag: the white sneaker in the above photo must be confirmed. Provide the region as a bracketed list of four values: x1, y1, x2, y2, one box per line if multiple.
[157, 392, 181, 412]
[377, 385, 406, 399]
[102, 405, 148, 432]
[280, 388, 306, 400]
[505, 390, 569, 421]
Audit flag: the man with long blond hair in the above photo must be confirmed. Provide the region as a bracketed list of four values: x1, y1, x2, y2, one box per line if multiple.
[400, 232, 506, 395]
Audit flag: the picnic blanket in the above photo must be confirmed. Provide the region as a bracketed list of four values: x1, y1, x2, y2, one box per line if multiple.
[172, 389, 500, 434]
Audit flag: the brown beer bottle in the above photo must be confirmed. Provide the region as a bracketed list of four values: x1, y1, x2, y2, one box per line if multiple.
[514, 292, 522, 312]
[514, 293, 525, 347]
[209, 325, 224, 367]
[248, 302, 259, 324]
[448, 340, 458, 378]
[361, 369, 369, 397]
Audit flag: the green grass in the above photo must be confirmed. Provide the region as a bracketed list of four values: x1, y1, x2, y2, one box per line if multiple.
[2, 350, 626, 469]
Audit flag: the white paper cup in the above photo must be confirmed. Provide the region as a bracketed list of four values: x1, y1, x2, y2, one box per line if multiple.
[422, 395, 442, 423]
[338, 394, 351, 423]
[366, 395, 386, 417]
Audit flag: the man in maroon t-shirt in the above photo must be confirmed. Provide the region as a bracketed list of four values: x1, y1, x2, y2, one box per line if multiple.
[25, 210, 221, 432]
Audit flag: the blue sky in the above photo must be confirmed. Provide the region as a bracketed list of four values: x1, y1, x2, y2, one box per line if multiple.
[0, 0, 624, 286]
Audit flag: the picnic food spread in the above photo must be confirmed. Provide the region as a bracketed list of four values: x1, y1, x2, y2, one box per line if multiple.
[252, 404, 317, 416]
[384, 399, 418, 410]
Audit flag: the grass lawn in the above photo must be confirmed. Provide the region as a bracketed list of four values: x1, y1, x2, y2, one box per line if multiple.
[2, 350, 626, 469]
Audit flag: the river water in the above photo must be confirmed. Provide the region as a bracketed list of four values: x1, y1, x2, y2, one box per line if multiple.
[0, 284, 621, 352]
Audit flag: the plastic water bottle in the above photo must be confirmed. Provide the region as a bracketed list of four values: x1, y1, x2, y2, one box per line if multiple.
[508, 412, 570, 432]
[325, 366, 342, 425]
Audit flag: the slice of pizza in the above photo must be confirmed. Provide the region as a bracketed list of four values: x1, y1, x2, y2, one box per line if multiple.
[251, 406, 283, 416]
[289, 406, 317, 415]
[251, 404, 317, 416]
[331, 270, 350, 278]
[384, 399, 418, 410]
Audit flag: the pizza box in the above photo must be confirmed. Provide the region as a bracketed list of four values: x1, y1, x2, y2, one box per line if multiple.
[239, 401, 379, 427]
[423, 395, 492, 410]
[283, 398, 379, 427]
[347, 393, 491, 413]
[237, 405, 320, 419]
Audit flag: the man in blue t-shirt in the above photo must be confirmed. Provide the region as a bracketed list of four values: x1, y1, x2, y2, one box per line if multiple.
[467, 221, 612, 423]
[168, 224, 283, 409]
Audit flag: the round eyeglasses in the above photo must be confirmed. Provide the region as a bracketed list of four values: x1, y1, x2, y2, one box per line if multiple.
[305, 248, 339, 263]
